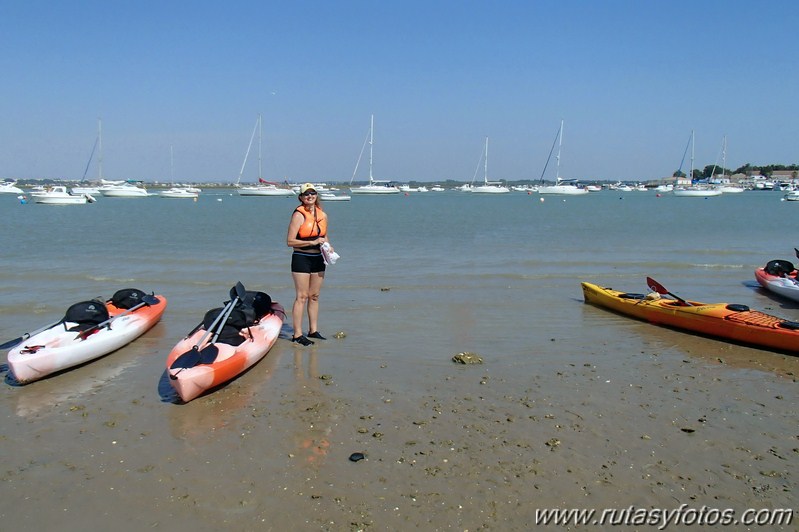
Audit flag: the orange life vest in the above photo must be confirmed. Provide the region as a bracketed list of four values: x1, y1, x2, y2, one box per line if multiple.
[295, 205, 327, 241]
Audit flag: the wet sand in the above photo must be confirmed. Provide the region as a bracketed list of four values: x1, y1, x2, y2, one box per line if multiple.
[0, 318, 796, 531]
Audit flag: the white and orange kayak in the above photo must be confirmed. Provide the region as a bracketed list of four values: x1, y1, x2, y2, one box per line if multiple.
[7, 292, 167, 383]
[754, 259, 799, 303]
[166, 294, 284, 403]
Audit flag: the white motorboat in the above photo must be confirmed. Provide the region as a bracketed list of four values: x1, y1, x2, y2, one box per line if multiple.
[430, 185, 445, 192]
[72, 186, 101, 194]
[99, 183, 149, 197]
[32, 186, 96, 205]
[537, 122, 589, 196]
[349, 115, 400, 195]
[320, 193, 351, 201]
[0, 181, 24, 194]
[160, 187, 199, 199]
[716, 185, 744, 193]
[160, 146, 200, 199]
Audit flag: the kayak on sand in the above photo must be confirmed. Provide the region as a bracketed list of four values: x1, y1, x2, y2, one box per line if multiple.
[581, 279, 799, 354]
[6, 288, 167, 383]
[754, 259, 799, 303]
[165, 282, 285, 403]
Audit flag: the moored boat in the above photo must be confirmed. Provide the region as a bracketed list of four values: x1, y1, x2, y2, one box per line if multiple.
[160, 187, 199, 199]
[165, 284, 284, 402]
[672, 186, 722, 197]
[7, 289, 167, 383]
[537, 121, 589, 196]
[470, 137, 510, 194]
[348, 115, 401, 195]
[0, 181, 24, 194]
[32, 186, 96, 205]
[320, 192, 351, 201]
[581, 280, 799, 353]
[99, 183, 149, 197]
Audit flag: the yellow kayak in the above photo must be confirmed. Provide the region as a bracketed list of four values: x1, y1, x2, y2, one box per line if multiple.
[581, 281, 799, 354]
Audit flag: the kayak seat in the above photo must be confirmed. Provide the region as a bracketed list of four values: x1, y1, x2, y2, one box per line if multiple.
[110, 288, 147, 310]
[619, 293, 646, 299]
[63, 300, 110, 332]
[764, 259, 795, 277]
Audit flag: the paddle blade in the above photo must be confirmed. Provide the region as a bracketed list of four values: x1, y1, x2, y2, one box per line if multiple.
[142, 294, 159, 306]
[645, 276, 690, 306]
[198, 344, 220, 364]
[646, 277, 668, 295]
[230, 281, 246, 301]
[170, 347, 202, 369]
[0, 336, 24, 350]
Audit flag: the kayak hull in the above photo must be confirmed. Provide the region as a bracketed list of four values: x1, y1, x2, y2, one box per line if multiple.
[581, 282, 799, 353]
[166, 303, 284, 402]
[754, 268, 799, 303]
[8, 296, 167, 383]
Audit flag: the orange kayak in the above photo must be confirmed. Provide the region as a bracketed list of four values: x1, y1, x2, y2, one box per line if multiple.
[581, 282, 799, 354]
[166, 301, 285, 402]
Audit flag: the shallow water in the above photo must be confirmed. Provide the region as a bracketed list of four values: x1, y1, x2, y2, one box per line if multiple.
[0, 189, 796, 530]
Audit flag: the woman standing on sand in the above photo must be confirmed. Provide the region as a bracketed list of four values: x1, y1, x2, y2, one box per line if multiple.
[286, 183, 333, 346]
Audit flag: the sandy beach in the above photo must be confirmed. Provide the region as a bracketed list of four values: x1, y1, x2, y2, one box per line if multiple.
[1, 315, 796, 531]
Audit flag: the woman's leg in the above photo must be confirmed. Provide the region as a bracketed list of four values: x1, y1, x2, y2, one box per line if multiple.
[306, 271, 325, 334]
[292, 271, 311, 338]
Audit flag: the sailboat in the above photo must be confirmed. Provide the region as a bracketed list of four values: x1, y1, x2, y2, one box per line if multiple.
[538, 121, 589, 195]
[349, 115, 400, 194]
[672, 130, 722, 197]
[72, 119, 103, 195]
[470, 137, 510, 194]
[236, 114, 295, 197]
[712, 136, 744, 193]
[160, 146, 199, 198]
[87, 119, 149, 197]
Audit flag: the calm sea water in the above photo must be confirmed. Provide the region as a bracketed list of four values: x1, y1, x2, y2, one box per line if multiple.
[1, 188, 796, 379]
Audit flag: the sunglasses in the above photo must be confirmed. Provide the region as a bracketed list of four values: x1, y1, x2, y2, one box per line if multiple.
[302, 191, 317, 196]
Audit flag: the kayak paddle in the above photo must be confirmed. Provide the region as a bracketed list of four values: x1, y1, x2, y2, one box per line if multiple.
[0, 319, 63, 350]
[76, 294, 160, 340]
[646, 277, 691, 306]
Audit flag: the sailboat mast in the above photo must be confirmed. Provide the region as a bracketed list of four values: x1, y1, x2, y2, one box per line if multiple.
[484, 137, 489, 184]
[258, 113, 263, 181]
[236, 116, 259, 186]
[368, 114, 374, 184]
[170, 145, 174, 184]
[690, 129, 695, 182]
[722, 135, 727, 177]
[98, 118, 103, 181]
[555, 120, 563, 182]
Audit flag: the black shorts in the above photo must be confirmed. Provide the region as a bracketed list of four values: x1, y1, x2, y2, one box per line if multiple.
[291, 251, 326, 274]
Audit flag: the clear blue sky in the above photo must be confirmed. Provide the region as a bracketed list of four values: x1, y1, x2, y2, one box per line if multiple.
[2, 1, 797, 183]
